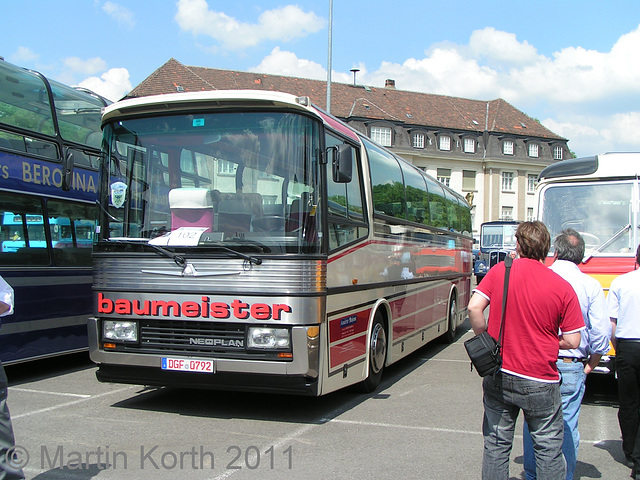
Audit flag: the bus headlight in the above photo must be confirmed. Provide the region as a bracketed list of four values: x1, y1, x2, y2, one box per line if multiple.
[103, 320, 138, 342]
[247, 327, 290, 350]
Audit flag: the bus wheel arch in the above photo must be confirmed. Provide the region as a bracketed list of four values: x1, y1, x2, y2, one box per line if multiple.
[357, 304, 389, 393]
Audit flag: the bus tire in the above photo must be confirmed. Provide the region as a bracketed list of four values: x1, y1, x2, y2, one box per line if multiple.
[357, 312, 387, 393]
[443, 295, 458, 344]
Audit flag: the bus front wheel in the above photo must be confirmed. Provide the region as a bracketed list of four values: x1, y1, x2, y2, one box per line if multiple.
[357, 313, 387, 393]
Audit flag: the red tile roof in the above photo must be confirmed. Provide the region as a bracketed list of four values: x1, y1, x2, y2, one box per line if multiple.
[127, 58, 565, 141]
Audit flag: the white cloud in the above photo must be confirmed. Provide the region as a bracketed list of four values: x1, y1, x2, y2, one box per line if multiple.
[366, 48, 502, 99]
[251, 47, 324, 80]
[175, 0, 324, 50]
[76, 68, 132, 102]
[9, 46, 39, 64]
[250, 47, 352, 84]
[469, 27, 540, 66]
[102, 2, 135, 28]
[64, 57, 108, 75]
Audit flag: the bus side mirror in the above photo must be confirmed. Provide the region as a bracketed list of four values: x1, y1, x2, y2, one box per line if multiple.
[62, 149, 74, 191]
[331, 144, 352, 183]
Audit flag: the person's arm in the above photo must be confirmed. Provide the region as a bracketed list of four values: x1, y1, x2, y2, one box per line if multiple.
[584, 353, 602, 375]
[559, 331, 581, 350]
[584, 286, 610, 375]
[610, 318, 618, 351]
[468, 292, 490, 335]
[0, 301, 9, 316]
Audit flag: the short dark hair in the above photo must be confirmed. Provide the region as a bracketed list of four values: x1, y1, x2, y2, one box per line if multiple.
[554, 228, 585, 265]
[516, 221, 550, 262]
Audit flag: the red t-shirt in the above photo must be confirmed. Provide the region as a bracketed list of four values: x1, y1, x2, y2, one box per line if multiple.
[475, 258, 585, 382]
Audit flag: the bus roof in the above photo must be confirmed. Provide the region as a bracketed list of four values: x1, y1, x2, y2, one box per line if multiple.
[102, 90, 323, 125]
[539, 152, 640, 181]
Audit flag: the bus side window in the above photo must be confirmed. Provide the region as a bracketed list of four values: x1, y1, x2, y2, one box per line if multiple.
[47, 199, 95, 267]
[326, 135, 367, 251]
[0, 192, 49, 266]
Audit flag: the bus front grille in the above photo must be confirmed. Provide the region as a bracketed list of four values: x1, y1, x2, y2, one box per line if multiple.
[115, 320, 288, 360]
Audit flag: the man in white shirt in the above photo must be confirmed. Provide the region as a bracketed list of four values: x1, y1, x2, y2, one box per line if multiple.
[0, 275, 24, 479]
[609, 243, 640, 480]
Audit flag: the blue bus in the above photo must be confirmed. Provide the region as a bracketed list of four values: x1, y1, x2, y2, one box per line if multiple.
[473, 220, 520, 282]
[0, 58, 109, 364]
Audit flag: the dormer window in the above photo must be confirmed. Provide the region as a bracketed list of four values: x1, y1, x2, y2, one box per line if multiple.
[370, 126, 392, 147]
[413, 132, 425, 149]
[528, 143, 539, 158]
[463, 137, 476, 153]
[503, 139, 515, 155]
[439, 135, 451, 151]
[553, 145, 564, 160]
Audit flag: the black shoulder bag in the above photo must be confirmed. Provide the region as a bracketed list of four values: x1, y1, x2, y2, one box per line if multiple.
[464, 255, 512, 377]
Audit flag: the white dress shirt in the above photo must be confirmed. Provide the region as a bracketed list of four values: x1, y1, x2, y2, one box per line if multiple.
[609, 267, 640, 339]
[551, 259, 610, 357]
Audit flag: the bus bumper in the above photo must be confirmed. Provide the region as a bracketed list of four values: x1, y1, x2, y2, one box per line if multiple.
[87, 318, 320, 395]
[95, 364, 319, 395]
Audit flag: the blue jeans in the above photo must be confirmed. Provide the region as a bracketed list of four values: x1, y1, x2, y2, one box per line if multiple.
[523, 359, 586, 480]
[482, 371, 565, 480]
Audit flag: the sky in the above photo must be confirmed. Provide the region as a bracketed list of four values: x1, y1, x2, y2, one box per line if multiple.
[3, 0, 640, 157]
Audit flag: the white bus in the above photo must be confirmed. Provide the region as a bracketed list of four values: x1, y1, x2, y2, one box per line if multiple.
[536, 152, 640, 374]
[89, 90, 473, 395]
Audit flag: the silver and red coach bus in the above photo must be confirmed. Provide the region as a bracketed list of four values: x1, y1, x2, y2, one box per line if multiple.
[88, 90, 472, 395]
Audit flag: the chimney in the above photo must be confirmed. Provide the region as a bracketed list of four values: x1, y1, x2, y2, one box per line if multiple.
[385, 79, 396, 89]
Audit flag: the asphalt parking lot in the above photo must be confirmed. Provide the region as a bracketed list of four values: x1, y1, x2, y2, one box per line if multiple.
[3, 320, 628, 480]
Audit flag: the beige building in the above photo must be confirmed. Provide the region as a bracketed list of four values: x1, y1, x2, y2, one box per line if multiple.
[127, 58, 569, 237]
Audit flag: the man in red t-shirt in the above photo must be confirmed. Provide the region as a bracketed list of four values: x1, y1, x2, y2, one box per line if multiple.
[468, 221, 584, 480]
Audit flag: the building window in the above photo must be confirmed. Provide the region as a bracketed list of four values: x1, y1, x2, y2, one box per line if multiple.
[528, 143, 539, 158]
[527, 174, 537, 193]
[553, 145, 564, 160]
[527, 207, 534, 221]
[503, 140, 514, 155]
[371, 126, 392, 146]
[502, 171, 514, 191]
[439, 135, 451, 151]
[437, 168, 451, 187]
[463, 170, 476, 191]
[413, 133, 425, 149]
[501, 206, 513, 221]
[218, 159, 235, 175]
[463, 138, 476, 153]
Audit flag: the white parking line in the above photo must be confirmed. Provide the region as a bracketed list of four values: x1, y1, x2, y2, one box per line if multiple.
[10, 387, 92, 398]
[328, 418, 607, 445]
[11, 386, 137, 419]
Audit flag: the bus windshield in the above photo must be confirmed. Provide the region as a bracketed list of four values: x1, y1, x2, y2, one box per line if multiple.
[99, 111, 322, 254]
[480, 223, 518, 250]
[540, 181, 634, 255]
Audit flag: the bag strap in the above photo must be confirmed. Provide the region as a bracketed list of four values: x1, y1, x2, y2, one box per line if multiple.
[497, 255, 513, 347]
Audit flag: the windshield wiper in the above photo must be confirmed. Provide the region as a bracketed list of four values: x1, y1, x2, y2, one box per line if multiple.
[105, 238, 186, 267]
[582, 223, 631, 263]
[197, 237, 263, 265]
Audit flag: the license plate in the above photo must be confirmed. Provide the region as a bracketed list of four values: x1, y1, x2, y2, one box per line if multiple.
[161, 357, 215, 373]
